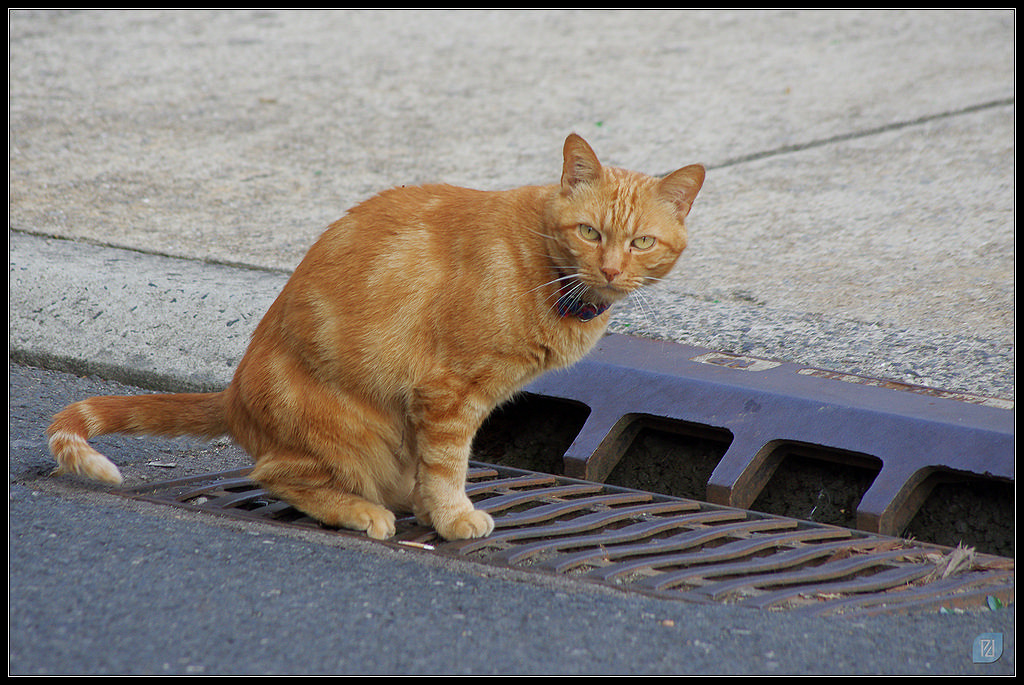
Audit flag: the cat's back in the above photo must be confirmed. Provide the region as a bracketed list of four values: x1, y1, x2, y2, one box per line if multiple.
[275, 180, 555, 343]
[250, 180, 568, 395]
[300, 182, 548, 287]
[339, 181, 546, 250]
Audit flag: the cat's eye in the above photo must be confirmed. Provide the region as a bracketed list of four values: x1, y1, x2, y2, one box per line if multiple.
[578, 224, 601, 241]
[631, 235, 657, 250]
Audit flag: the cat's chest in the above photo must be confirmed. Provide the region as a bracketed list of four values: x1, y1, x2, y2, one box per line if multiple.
[534, 315, 609, 372]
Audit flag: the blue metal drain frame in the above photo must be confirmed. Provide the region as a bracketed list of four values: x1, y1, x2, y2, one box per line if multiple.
[524, 334, 1014, 539]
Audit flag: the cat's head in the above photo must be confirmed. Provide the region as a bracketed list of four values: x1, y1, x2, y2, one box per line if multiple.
[546, 133, 705, 309]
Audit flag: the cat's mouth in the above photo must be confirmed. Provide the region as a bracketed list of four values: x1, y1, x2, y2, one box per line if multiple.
[581, 271, 639, 297]
[583, 274, 637, 303]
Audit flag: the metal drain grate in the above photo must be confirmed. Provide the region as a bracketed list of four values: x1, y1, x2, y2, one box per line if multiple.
[121, 463, 1013, 618]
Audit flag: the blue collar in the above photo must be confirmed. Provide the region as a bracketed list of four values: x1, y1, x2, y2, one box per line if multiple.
[556, 279, 610, 322]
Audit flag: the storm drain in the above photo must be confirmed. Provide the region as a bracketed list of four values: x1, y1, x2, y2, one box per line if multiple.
[523, 334, 1015, 541]
[121, 462, 1013, 618]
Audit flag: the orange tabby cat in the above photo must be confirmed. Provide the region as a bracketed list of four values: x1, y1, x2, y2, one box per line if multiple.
[46, 134, 704, 540]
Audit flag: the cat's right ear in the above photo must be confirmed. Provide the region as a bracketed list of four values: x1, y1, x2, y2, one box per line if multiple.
[656, 164, 706, 220]
[561, 133, 603, 194]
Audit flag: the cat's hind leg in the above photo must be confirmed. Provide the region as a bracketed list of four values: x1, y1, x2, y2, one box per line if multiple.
[250, 452, 397, 539]
[227, 345, 412, 539]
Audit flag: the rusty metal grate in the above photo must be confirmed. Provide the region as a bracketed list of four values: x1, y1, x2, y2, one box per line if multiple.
[121, 462, 1013, 618]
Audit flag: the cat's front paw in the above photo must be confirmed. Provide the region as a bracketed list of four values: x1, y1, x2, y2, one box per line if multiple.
[435, 508, 494, 541]
[352, 503, 397, 540]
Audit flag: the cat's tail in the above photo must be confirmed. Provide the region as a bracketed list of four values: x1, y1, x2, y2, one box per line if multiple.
[46, 391, 230, 485]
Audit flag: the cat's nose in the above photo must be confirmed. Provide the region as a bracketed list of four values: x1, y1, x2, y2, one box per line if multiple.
[601, 267, 621, 282]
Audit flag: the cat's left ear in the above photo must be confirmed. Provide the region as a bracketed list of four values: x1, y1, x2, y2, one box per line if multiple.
[656, 164, 706, 220]
[561, 133, 603, 194]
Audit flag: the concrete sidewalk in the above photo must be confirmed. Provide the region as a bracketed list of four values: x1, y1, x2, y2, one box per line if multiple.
[8, 9, 1015, 675]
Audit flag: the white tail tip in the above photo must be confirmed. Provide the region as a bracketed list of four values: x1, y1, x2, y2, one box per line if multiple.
[48, 431, 124, 485]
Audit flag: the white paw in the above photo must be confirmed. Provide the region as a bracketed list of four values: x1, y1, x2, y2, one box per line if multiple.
[435, 508, 494, 541]
[355, 504, 397, 540]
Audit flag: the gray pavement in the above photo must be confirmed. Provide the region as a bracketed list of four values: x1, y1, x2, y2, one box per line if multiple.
[8, 9, 1015, 675]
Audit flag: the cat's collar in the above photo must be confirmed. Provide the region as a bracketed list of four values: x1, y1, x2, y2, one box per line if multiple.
[556, 279, 610, 322]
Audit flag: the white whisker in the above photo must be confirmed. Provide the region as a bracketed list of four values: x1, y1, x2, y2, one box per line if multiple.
[547, 279, 589, 313]
[523, 227, 559, 241]
[523, 272, 579, 297]
[627, 287, 661, 326]
[629, 292, 652, 325]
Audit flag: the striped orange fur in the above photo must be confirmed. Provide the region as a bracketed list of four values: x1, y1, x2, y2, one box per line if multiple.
[46, 134, 704, 540]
